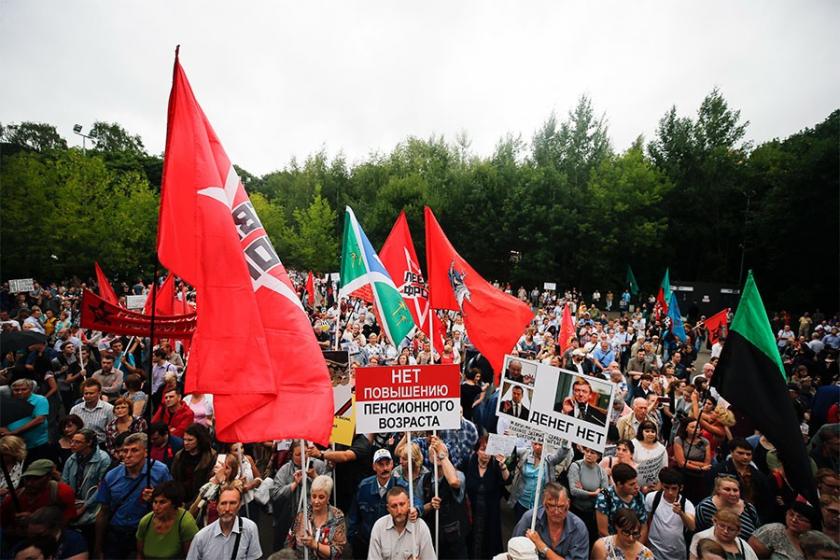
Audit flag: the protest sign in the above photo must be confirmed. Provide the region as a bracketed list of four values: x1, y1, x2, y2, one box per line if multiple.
[485, 433, 517, 457]
[543, 282, 557, 291]
[324, 350, 355, 446]
[8, 279, 34, 293]
[502, 418, 566, 452]
[497, 355, 615, 452]
[355, 364, 460, 433]
[125, 295, 147, 309]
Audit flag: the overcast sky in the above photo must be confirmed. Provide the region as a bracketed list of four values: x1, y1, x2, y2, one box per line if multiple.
[2, 1, 838, 176]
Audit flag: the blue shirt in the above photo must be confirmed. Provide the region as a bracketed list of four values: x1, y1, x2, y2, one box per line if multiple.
[412, 418, 478, 470]
[513, 507, 590, 560]
[96, 459, 171, 527]
[7, 393, 49, 448]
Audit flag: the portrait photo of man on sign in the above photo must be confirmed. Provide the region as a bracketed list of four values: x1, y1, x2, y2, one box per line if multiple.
[554, 376, 608, 427]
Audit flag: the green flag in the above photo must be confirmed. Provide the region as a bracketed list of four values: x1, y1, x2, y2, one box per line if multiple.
[339, 207, 416, 345]
[711, 271, 815, 503]
[626, 265, 639, 296]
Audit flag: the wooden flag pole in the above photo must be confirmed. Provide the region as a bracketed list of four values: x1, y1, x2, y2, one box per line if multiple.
[407, 430, 418, 557]
[429, 311, 440, 557]
[300, 439, 309, 560]
[530, 433, 548, 531]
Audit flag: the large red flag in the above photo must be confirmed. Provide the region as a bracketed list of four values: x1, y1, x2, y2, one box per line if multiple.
[379, 211, 431, 336]
[425, 207, 533, 378]
[156, 50, 333, 444]
[143, 273, 176, 316]
[704, 308, 730, 345]
[94, 262, 120, 306]
[558, 303, 575, 353]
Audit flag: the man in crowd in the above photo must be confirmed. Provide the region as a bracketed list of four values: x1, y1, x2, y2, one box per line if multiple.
[95, 433, 171, 559]
[512, 482, 589, 559]
[594, 463, 648, 539]
[91, 355, 123, 401]
[69, 379, 114, 445]
[187, 485, 262, 560]
[368, 486, 434, 560]
[0, 459, 77, 543]
[591, 340, 615, 376]
[1, 379, 51, 463]
[151, 387, 194, 437]
[148, 422, 183, 468]
[616, 397, 657, 441]
[645, 467, 696, 560]
[348, 448, 420, 559]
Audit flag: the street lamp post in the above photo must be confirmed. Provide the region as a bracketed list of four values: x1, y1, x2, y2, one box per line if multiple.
[73, 124, 94, 154]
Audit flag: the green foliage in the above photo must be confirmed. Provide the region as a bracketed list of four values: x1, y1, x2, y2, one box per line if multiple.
[1, 97, 837, 311]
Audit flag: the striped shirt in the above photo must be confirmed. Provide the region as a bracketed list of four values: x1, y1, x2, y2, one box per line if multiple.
[69, 400, 114, 444]
[694, 496, 760, 540]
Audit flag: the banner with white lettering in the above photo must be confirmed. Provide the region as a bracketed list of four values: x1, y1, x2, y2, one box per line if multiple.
[355, 364, 461, 433]
[8, 279, 34, 293]
[497, 355, 615, 452]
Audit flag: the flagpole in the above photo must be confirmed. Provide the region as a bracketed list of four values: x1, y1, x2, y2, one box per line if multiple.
[300, 439, 309, 560]
[530, 432, 548, 532]
[429, 311, 440, 557]
[406, 430, 417, 557]
[146, 271, 160, 489]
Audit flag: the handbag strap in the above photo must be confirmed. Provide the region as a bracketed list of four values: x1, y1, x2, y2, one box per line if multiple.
[230, 516, 243, 560]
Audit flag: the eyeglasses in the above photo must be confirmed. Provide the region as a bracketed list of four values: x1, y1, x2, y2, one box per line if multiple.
[619, 528, 641, 538]
[543, 502, 569, 512]
[716, 524, 739, 533]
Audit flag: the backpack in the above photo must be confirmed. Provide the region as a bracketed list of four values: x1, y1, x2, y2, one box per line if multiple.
[649, 490, 693, 552]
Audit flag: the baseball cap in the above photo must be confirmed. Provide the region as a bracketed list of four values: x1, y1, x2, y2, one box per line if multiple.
[22, 459, 55, 478]
[373, 449, 392, 463]
[506, 536, 538, 560]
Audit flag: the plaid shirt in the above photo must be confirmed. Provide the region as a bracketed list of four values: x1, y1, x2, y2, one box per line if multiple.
[412, 418, 478, 470]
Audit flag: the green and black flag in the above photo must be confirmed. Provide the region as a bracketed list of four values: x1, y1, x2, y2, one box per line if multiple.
[711, 271, 817, 503]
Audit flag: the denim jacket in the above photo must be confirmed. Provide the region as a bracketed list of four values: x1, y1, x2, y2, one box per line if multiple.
[61, 446, 111, 525]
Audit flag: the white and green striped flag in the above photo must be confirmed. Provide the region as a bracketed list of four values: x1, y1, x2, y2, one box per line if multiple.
[339, 207, 416, 345]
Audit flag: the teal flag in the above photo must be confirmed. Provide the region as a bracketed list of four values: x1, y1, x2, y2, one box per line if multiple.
[339, 207, 416, 345]
[626, 265, 639, 296]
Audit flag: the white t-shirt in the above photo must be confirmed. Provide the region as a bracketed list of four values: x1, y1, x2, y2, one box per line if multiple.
[645, 491, 695, 560]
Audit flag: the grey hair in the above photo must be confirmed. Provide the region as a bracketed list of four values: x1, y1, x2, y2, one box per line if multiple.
[10, 378, 35, 389]
[310, 474, 333, 496]
[124, 432, 148, 447]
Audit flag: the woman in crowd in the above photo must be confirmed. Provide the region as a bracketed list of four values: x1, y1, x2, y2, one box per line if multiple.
[460, 368, 486, 422]
[392, 440, 428, 502]
[230, 442, 263, 517]
[633, 420, 668, 493]
[568, 446, 609, 547]
[748, 502, 821, 560]
[591, 509, 655, 559]
[286, 474, 346, 559]
[465, 433, 511, 560]
[599, 439, 637, 486]
[690, 509, 759, 560]
[136, 481, 199, 559]
[186, 392, 214, 428]
[0, 435, 26, 498]
[54, 415, 83, 468]
[190, 453, 241, 526]
[171, 424, 217, 505]
[696, 475, 762, 540]
[508, 439, 569, 521]
[673, 416, 713, 504]
[122, 374, 147, 417]
[104, 397, 147, 458]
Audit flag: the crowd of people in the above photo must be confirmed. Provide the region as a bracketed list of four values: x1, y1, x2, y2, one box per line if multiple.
[0, 277, 838, 560]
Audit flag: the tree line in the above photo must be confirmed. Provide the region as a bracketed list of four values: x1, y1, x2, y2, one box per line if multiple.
[1, 89, 837, 311]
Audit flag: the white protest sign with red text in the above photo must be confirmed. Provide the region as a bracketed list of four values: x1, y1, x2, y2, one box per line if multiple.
[355, 364, 461, 433]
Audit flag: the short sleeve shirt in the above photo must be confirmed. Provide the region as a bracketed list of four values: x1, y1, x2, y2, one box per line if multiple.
[136, 508, 199, 559]
[595, 486, 647, 533]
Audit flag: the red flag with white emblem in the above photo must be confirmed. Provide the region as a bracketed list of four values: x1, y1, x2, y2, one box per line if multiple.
[157, 49, 333, 444]
[425, 206, 534, 379]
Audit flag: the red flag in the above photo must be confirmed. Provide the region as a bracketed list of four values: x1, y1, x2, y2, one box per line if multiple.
[143, 273, 176, 316]
[704, 308, 730, 345]
[305, 271, 316, 307]
[425, 207, 533, 379]
[380, 211, 430, 336]
[558, 303, 575, 353]
[156, 51, 333, 444]
[94, 262, 120, 306]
